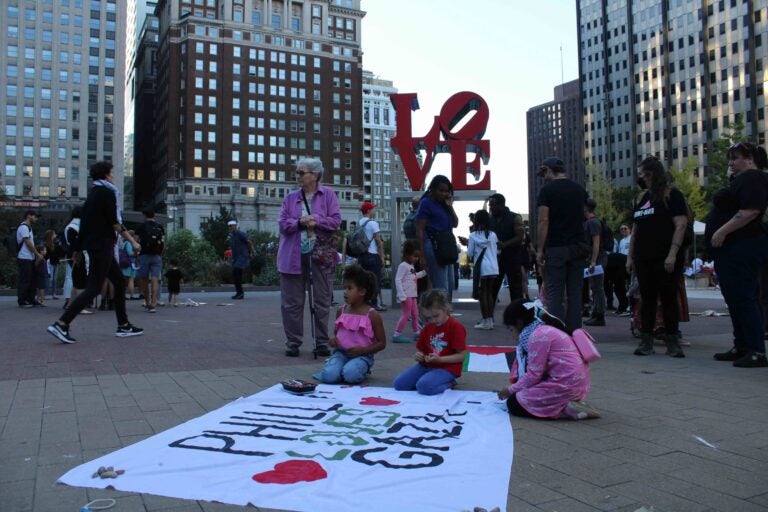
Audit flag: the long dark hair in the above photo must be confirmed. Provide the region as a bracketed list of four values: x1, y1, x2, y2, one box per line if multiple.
[473, 209, 491, 238]
[503, 298, 572, 335]
[422, 175, 454, 213]
[638, 155, 670, 206]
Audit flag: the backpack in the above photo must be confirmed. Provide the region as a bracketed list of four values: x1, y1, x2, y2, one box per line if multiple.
[571, 328, 601, 363]
[599, 219, 614, 253]
[118, 242, 132, 269]
[53, 231, 68, 259]
[346, 218, 372, 258]
[142, 221, 165, 254]
[3, 225, 22, 257]
[403, 211, 418, 240]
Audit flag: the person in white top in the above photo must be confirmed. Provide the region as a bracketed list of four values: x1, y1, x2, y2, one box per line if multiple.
[618, 224, 631, 255]
[468, 210, 500, 330]
[357, 202, 386, 311]
[16, 209, 44, 307]
[392, 240, 427, 343]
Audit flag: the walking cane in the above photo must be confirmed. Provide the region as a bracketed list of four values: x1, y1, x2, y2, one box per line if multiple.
[303, 253, 320, 360]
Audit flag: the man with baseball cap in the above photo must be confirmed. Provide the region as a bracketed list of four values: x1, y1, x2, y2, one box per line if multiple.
[536, 156, 589, 331]
[227, 219, 253, 299]
[16, 209, 44, 307]
[358, 201, 386, 311]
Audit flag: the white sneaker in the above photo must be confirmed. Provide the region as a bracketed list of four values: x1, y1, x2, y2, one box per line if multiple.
[488, 318, 495, 330]
[474, 320, 486, 329]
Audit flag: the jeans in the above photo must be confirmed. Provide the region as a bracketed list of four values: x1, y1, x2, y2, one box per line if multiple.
[712, 235, 768, 354]
[358, 252, 383, 307]
[543, 244, 586, 331]
[393, 364, 456, 395]
[588, 251, 607, 316]
[313, 350, 374, 384]
[423, 235, 453, 301]
[46, 261, 59, 296]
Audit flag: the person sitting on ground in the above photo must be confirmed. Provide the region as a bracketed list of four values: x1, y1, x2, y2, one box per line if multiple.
[393, 289, 467, 395]
[497, 299, 599, 420]
[313, 265, 386, 384]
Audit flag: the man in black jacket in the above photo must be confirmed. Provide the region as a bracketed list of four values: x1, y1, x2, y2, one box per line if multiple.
[47, 161, 144, 344]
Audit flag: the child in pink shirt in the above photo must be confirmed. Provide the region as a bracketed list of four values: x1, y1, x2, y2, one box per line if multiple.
[392, 240, 427, 343]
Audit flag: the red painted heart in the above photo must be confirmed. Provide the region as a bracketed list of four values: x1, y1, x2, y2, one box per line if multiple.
[252, 460, 327, 484]
[359, 396, 400, 406]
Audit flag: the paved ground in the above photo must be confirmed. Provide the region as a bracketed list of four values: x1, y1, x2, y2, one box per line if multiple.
[1, 281, 767, 512]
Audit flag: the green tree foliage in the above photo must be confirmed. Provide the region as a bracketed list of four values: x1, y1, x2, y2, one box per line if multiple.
[705, 114, 746, 199]
[199, 206, 233, 258]
[611, 186, 638, 228]
[585, 166, 621, 232]
[163, 228, 218, 285]
[670, 158, 709, 220]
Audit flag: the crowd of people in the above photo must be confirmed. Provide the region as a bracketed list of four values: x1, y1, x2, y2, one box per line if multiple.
[8, 144, 765, 424]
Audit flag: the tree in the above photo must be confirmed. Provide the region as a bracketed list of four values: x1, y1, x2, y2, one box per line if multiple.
[612, 185, 638, 228]
[164, 229, 218, 284]
[585, 166, 621, 232]
[199, 206, 233, 258]
[704, 114, 746, 199]
[670, 158, 708, 220]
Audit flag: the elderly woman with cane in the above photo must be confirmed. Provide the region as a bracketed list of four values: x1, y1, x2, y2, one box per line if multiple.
[278, 157, 341, 358]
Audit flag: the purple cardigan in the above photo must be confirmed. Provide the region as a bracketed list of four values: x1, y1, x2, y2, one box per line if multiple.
[277, 184, 341, 275]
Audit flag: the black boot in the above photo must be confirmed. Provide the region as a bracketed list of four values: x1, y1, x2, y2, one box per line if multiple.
[584, 314, 605, 326]
[634, 332, 655, 356]
[664, 333, 685, 358]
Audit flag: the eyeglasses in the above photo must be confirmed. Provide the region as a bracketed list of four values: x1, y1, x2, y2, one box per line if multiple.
[296, 170, 311, 176]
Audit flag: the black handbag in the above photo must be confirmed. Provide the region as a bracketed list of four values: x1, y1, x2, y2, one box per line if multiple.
[430, 231, 459, 266]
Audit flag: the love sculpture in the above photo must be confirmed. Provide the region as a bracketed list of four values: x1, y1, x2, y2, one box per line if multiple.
[390, 91, 491, 192]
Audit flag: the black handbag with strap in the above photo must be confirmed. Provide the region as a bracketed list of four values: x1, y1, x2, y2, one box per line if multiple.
[429, 231, 459, 266]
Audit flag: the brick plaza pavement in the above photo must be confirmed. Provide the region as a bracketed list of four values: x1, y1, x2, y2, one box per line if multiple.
[0, 282, 767, 511]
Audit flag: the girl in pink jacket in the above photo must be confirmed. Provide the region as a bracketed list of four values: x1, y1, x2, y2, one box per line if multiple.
[497, 298, 600, 420]
[392, 240, 427, 343]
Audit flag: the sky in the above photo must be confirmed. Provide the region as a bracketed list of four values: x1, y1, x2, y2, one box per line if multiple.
[360, 0, 580, 233]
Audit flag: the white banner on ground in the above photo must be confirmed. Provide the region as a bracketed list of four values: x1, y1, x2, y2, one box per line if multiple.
[58, 384, 513, 512]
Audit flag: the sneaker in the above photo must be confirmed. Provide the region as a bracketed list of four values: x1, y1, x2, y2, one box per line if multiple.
[231, 293, 244, 300]
[614, 309, 631, 317]
[19, 301, 35, 308]
[315, 346, 332, 357]
[733, 352, 768, 368]
[392, 333, 412, 343]
[473, 320, 486, 329]
[81, 309, 94, 315]
[285, 346, 300, 357]
[147, 306, 157, 313]
[115, 323, 144, 337]
[32, 301, 46, 307]
[565, 400, 601, 420]
[374, 305, 387, 312]
[412, 332, 421, 341]
[713, 347, 746, 361]
[47, 322, 76, 344]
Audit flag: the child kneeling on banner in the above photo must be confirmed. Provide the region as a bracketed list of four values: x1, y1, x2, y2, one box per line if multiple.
[393, 290, 467, 395]
[497, 298, 600, 420]
[312, 265, 386, 384]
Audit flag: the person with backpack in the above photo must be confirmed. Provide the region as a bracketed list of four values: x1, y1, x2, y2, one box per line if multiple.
[120, 230, 139, 300]
[47, 161, 144, 344]
[583, 198, 607, 326]
[61, 206, 91, 313]
[626, 156, 688, 358]
[356, 202, 386, 312]
[136, 208, 165, 313]
[16, 209, 44, 307]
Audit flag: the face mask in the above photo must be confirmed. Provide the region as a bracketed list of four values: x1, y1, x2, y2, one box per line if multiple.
[637, 177, 647, 190]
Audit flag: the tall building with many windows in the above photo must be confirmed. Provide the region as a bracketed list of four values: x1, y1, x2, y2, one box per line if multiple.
[147, 0, 365, 234]
[526, 79, 585, 240]
[0, 0, 126, 210]
[361, 70, 406, 237]
[578, 0, 767, 187]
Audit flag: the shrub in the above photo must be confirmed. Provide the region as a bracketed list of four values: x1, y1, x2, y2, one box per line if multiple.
[163, 229, 218, 284]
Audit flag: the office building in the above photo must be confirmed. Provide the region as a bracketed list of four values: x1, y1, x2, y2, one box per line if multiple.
[0, 1, 126, 211]
[147, 0, 365, 234]
[577, 0, 767, 186]
[526, 79, 584, 237]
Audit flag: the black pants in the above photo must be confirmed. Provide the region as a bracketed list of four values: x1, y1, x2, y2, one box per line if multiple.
[493, 256, 523, 305]
[61, 244, 128, 326]
[605, 253, 629, 311]
[17, 258, 37, 304]
[233, 267, 244, 294]
[636, 257, 682, 334]
[506, 393, 535, 418]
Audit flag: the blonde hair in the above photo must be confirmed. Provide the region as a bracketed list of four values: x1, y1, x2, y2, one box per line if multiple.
[419, 289, 452, 312]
